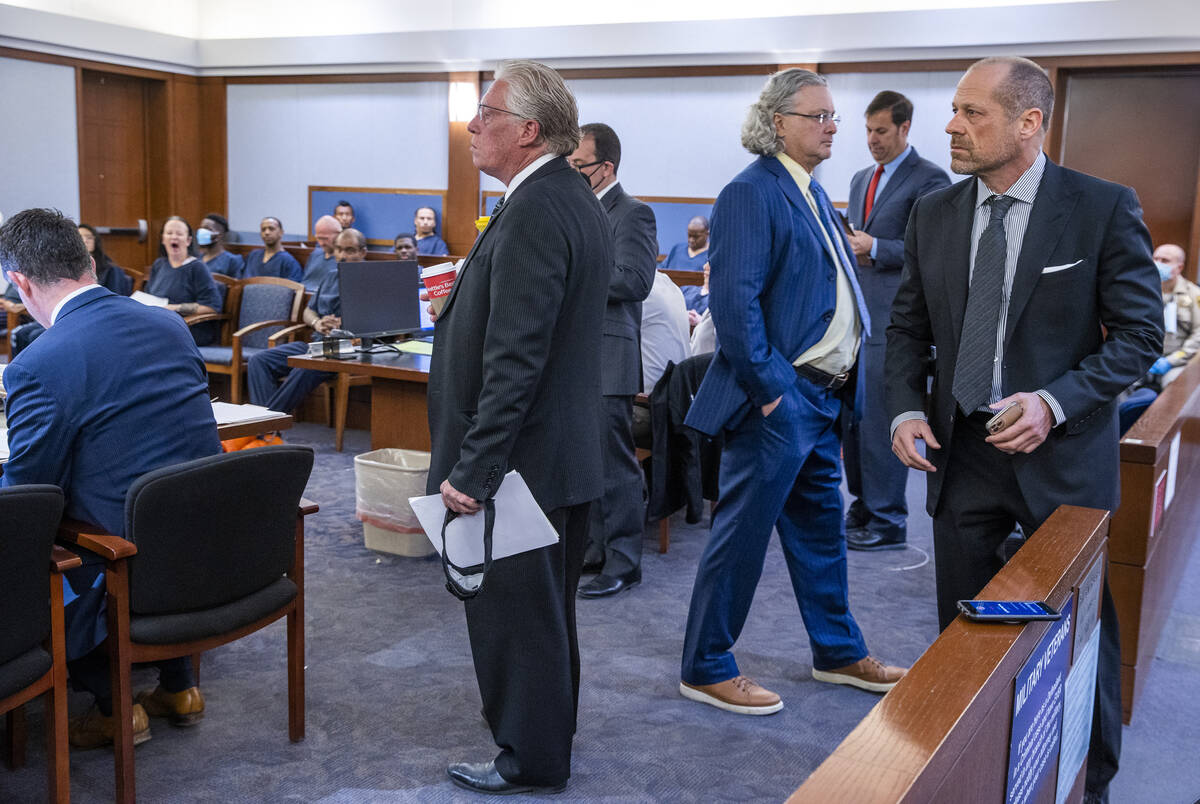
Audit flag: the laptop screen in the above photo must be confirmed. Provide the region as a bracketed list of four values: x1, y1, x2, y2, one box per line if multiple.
[337, 260, 425, 338]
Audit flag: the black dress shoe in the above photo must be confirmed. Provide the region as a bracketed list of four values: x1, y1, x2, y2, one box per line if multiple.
[846, 530, 907, 551]
[577, 571, 640, 598]
[447, 760, 566, 795]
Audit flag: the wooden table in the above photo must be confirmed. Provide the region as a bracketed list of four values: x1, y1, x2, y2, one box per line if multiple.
[288, 350, 431, 450]
[1, 408, 293, 469]
[216, 412, 293, 441]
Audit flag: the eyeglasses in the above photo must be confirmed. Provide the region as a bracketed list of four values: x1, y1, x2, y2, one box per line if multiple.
[781, 111, 841, 125]
[476, 102, 526, 124]
[569, 159, 605, 172]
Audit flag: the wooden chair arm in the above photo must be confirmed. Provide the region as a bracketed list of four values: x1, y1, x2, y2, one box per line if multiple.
[51, 544, 83, 573]
[184, 312, 228, 326]
[299, 497, 320, 517]
[57, 518, 137, 560]
[268, 323, 312, 346]
[232, 319, 294, 340]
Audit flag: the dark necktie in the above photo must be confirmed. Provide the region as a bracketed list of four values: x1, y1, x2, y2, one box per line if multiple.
[952, 194, 1017, 414]
[863, 164, 884, 221]
[490, 195, 506, 218]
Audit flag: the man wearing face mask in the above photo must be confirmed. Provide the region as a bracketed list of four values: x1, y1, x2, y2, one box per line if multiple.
[1147, 244, 1200, 388]
[197, 213, 244, 279]
[568, 122, 658, 599]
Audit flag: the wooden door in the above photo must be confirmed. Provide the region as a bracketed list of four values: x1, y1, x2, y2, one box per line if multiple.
[78, 70, 154, 272]
[1060, 68, 1200, 276]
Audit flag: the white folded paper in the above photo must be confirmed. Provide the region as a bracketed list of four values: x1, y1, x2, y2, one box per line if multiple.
[131, 290, 169, 307]
[210, 401, 277, 425]
[409, 470, 558, 566]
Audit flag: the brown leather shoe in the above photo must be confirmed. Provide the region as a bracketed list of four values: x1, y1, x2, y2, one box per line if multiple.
[679, 675, 783, 715]
[812, 656, 907, 693]
[68, 703, 152, 750]
[136, 685, 206, 726]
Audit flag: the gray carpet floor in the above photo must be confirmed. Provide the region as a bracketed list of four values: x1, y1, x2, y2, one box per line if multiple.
[3, 421, 1198, 803]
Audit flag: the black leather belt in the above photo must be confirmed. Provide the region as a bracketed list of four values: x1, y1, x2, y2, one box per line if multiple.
[795, 362, 849, 390]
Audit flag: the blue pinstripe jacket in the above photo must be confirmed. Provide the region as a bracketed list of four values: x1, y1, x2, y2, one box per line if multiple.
[685, 156, 869, 436]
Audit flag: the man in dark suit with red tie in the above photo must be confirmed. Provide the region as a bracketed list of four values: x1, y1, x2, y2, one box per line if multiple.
[425, 60, 611, 796]
[842, 91, 949, 551]
[887, 57, 1163, 803]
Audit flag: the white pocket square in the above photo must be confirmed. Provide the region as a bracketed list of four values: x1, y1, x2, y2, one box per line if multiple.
[1041, 260, 1083, 274]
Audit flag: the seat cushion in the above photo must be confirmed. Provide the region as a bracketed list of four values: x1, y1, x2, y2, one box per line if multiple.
[129, 577, 298, 645]
[0, 646, 51, 702]
[199, 345, 265, 367]
[198, 346, 233, 366]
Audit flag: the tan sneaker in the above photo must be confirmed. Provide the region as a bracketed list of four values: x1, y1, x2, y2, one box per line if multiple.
[68, 703, 152, 750]
[679, 675, 784, 715]
[136, 685, 206, 726]
[812, 656, 907, 693]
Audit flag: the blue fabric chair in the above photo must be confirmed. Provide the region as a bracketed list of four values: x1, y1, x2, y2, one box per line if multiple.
[197, 277, 305, 403]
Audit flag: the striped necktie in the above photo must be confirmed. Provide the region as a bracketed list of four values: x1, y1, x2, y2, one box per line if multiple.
[952, 194, 1017, 414]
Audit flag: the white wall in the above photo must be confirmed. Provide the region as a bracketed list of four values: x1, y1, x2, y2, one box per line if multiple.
[0, 56, 80, 222]
[481, 73, 773, 196]
[226, 81, 449, 235]
[815, 71, 961, 201]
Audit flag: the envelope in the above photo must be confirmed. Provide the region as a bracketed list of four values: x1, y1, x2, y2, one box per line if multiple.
[408, 470, 558, 566]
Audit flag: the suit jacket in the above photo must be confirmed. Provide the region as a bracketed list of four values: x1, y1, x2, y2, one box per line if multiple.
[885, 160, 1164, 518]
[685, 156, 871, 436]
[426, 157, 612, 511]
[600, 183, 658, 395]
[1, 287, 222, 536]
[847, 148, 950, 343]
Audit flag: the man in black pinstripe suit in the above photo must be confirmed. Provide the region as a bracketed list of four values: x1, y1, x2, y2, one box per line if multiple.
[425, 60, 612, 796]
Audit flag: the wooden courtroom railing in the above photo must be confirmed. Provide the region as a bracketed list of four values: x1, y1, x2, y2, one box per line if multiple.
[789, 505, 1110, 804]
[1109, 356, 1200, 723]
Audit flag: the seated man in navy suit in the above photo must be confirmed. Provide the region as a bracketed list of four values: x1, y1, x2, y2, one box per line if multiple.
[0, 208, 222, 749]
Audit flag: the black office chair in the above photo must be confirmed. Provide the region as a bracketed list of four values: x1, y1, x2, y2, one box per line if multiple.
[58, 445, 318, 804]
[0, 485, 74, 804]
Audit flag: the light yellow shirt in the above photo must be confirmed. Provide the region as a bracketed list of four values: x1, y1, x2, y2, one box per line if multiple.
[775, 153, 860, 375]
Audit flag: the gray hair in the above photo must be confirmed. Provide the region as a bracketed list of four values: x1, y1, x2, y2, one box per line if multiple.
[741, 69, 828, 156]
[494, 60, 581, 156]
[972, 56, 1054, 132]
[336, 227, 367, 250]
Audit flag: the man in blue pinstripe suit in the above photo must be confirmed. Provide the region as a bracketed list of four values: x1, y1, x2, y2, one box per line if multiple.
[679, 69, 907, 715]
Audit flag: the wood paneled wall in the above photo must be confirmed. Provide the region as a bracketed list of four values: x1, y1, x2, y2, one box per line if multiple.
[3, 45, 1198, 276]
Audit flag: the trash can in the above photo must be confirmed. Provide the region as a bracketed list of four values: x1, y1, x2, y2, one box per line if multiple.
[354, 448, 434, 557]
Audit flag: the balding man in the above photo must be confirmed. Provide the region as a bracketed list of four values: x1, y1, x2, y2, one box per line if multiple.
[570, 121, 658, 599]
[247, 228, 366, 413]
[302, 214, 342, 291]
[428, 60, 610, 795]
[660, 215, 710, 272]
[887, 57, 1163, 802]
[1146, 244, 1200, 388]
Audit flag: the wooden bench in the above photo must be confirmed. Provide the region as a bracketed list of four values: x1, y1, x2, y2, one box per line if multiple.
[790, 505, 1110, 803]
[1109, 356, 1200, 723]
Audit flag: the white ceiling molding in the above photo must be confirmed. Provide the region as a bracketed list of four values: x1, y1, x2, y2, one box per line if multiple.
[1, 0, 1197, 75]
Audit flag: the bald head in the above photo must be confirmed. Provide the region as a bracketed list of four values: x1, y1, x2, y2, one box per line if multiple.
[687, 216, 710, 253]
[314, 215, 342, 255]
[1155, 243, 1187, 283]
[334, 228, 367, 262]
